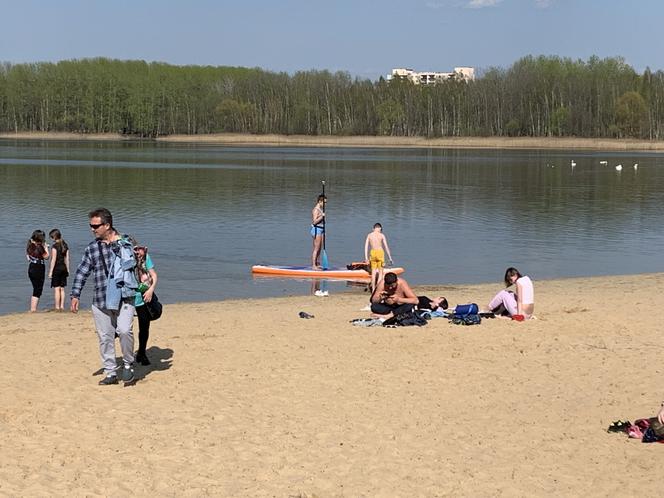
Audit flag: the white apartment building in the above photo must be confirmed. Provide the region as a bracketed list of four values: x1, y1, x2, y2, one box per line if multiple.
[387, 67, 475, 84]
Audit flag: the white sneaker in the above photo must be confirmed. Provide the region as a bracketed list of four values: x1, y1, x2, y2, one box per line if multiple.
[314, 290, 330, 297]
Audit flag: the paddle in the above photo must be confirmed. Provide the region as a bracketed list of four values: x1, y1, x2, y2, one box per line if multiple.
[321, 180, 329, 270]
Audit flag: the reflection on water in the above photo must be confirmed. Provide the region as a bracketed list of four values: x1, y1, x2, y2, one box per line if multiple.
[1, 139, 663, 315]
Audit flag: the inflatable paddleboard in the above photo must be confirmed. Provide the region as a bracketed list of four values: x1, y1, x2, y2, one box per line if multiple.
[251, 265, 405, 279]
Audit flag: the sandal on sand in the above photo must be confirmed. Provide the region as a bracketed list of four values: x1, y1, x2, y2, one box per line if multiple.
[607, 420, 631, 433]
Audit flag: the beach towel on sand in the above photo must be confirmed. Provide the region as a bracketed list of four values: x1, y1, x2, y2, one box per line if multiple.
[351, 318, 384, 327]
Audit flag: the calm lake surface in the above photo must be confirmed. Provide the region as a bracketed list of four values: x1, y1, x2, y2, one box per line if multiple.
[1, 139, 663, 315]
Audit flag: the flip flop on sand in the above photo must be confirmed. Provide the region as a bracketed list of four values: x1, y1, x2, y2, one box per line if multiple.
[607, 420, 631, 433]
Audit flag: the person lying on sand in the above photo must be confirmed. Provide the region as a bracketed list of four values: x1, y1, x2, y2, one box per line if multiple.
[417, 296, 448, 312]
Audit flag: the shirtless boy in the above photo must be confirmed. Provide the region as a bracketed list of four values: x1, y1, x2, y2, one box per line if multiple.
[364, 223, 393, 291]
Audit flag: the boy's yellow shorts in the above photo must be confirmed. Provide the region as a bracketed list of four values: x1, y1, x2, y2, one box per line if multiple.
[369, 249, 385, 270]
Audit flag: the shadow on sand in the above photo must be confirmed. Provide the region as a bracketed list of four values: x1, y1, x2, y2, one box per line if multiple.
[91, 346, 174, 386]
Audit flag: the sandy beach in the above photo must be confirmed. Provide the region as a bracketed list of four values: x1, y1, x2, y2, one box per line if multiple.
[2, 273, 663, 496]
[3, 131, 664, 151]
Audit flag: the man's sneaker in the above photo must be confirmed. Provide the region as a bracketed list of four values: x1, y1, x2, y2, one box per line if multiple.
[99, 375, 118, 386]
[121, 366, 135, 383]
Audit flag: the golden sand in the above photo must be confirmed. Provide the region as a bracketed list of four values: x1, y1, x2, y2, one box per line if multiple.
[1, 273, 663, 496]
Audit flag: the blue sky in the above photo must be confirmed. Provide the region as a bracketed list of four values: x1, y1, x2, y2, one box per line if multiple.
[1, 0, 662, 79]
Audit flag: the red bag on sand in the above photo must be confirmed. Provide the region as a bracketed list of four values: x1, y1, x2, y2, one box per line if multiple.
[512, 314, 525, 321]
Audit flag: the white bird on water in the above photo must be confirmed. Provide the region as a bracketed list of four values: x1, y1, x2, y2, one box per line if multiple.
[634, 163, 639, 171]
[571, 160, 576, 167]
[599, 160, 608, 165]
[615, 164, 623, 172]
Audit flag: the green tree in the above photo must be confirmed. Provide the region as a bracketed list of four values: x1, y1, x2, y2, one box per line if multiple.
[550, 107, 570, 136]
[615, 91, 647, 137]
[376, 99, 404, 135]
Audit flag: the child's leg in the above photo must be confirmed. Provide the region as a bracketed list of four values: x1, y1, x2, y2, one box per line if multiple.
[371, 268, 378, 291]
[312, 235, 322, 268]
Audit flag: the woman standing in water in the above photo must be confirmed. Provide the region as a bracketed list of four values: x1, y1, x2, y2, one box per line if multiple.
[26, 230, 49, 312]
[310, 194, 326, 269]
[48, 229, 70, 311]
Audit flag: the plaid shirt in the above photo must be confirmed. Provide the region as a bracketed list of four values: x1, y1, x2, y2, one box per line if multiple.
[70, 239, 118, 308]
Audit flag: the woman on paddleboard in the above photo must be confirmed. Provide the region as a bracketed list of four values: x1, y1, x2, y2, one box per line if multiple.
[311, 194, 326, 269]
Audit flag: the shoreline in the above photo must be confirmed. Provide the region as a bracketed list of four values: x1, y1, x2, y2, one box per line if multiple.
[2, 131, 664, 151]
[0, 270, 658, 319]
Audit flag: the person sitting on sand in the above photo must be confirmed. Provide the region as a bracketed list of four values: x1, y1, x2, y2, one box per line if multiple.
[310, 194, 326, 269]
[364, 223, 393, 291]
[370, 272, 418, 317]
[487, 267, 534, 319]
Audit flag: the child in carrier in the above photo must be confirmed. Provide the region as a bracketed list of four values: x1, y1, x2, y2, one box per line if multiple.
[134, 245, 152, 292]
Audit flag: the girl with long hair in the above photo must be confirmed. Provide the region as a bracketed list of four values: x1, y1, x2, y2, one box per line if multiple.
[26, 230, 49, 312]
[310, 194, 326, 269]
[129, 237, 158, 366]
[487, 267, 535, 320]
[48, 229, 70, 311]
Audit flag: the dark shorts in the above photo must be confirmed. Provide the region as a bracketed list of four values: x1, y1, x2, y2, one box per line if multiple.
[51, 267, 68, 288]
[370, 302, 414, 315]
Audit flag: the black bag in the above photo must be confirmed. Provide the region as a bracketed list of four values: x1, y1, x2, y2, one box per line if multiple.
[145, 293, 163, 321]
[451, 314, 481, 326]
[383, 311, 427, 327]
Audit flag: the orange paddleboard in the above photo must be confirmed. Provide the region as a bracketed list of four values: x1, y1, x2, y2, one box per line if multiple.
[251, 265, 405, 279]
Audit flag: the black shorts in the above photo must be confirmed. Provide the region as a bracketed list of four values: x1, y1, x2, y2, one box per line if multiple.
[51, 267, 68, 288]
[370, 302, 414, 315]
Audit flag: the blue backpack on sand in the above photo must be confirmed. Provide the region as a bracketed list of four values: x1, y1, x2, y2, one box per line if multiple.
[450, 303, 481, 326]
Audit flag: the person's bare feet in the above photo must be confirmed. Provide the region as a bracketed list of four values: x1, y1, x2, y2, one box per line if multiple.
[371, 312, 392, 320]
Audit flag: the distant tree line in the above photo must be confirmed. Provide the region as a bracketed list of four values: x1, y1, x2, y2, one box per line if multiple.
[0, 55, 662, 139]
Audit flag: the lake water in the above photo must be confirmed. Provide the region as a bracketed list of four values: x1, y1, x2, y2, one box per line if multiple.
[1, 139, 663, 315]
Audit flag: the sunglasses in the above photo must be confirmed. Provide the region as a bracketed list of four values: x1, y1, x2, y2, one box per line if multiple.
[89, 223, 105, 229]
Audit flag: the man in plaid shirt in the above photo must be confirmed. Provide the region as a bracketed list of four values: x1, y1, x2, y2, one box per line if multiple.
[70, 208, 135, 385]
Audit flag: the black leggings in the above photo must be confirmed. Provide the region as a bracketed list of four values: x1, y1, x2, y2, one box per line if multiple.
[136, 304, 151, 354]
[28, 263, 45, 298]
